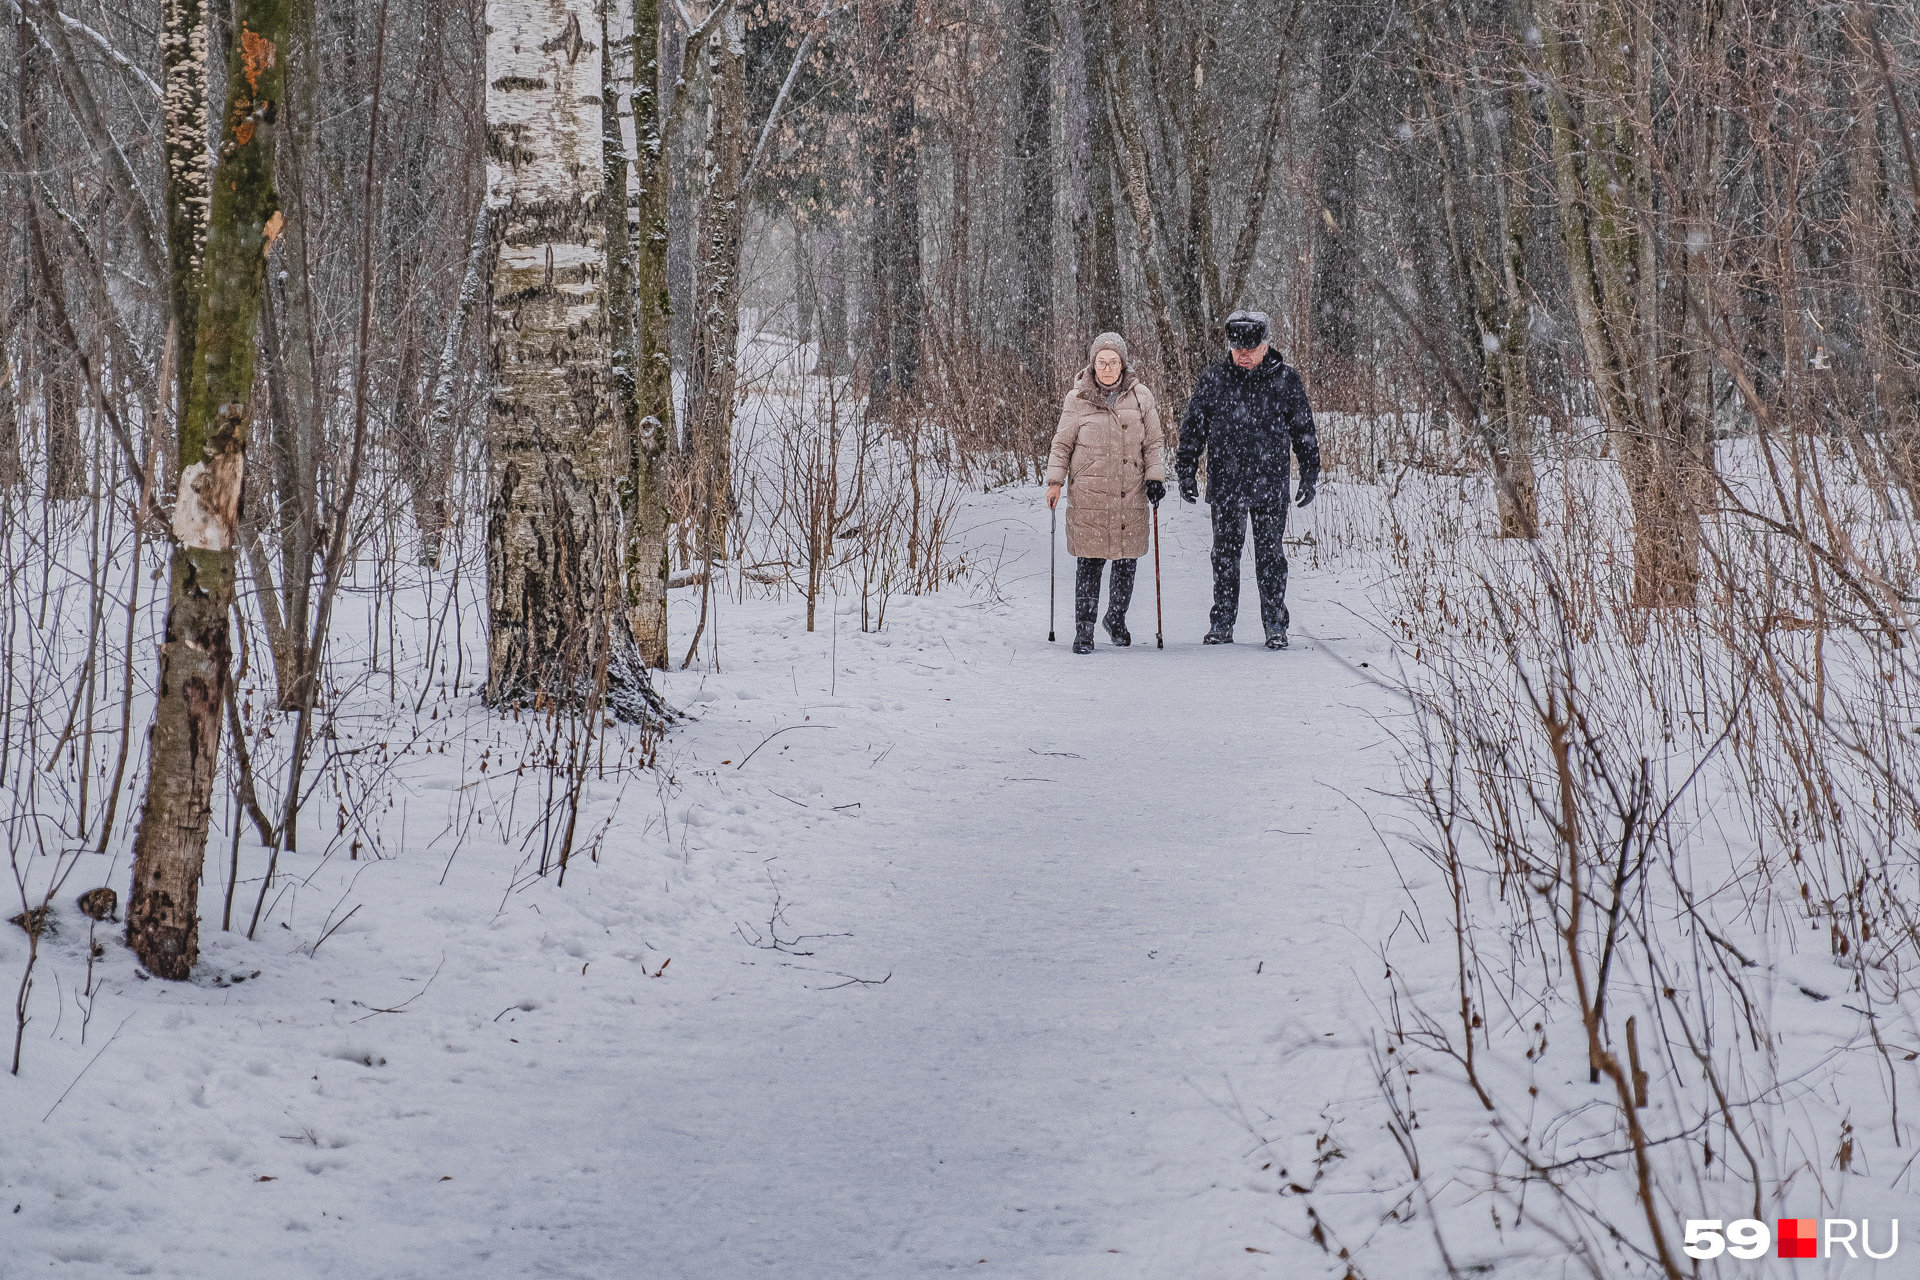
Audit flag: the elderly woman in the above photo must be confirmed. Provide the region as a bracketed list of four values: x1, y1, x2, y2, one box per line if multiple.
[1046, 333, 1167, 654]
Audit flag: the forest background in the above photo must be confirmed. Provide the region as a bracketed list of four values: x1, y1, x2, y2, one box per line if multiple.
[6, 0, 1920, 1275]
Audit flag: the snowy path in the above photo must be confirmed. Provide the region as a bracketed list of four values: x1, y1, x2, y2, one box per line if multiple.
[5, 494, 1415, 1279]
[624, 496, 1410, 1276]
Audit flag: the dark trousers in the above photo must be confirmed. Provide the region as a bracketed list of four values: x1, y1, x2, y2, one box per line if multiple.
[1074, 557, 1137, 638]
[1209, 504, 1289, 633]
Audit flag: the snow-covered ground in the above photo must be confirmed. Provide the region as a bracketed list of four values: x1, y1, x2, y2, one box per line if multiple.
[3, 489, 1427, 1278]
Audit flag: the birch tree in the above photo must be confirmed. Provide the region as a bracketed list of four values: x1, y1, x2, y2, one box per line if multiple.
[623, 0, 674, 665]
[486, 0, 661, 719]
[128, 0, 289, 979]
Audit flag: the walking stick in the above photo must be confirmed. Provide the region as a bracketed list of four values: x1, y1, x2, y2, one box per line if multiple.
[1048, 503, 1057, 643]
[1152, 502, 1164, 649]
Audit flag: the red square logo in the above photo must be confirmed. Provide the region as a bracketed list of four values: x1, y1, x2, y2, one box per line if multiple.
[1778, 1218, 1819, 1259]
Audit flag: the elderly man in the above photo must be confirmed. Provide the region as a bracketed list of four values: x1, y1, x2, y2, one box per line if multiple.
[1175, 310, 1320, 649]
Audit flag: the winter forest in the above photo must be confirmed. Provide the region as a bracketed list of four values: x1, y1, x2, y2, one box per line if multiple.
[5, 0, 1920, 1273]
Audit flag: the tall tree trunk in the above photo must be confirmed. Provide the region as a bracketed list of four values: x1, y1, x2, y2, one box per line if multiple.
[160, 0, 210, 443]
[864, 0, 919, 414]
[485, 0, 662, 719]
[1079, 0, 1122, 334]
[0, 331, 18, 489]
[814, 215, 850, 375]
[129, 0, 289, 980]
[1013, 0, 1054, 380]
[1413, 3, 1536, 537]
[1537, 0, 1700, 606]
[1311, 2, 1366, 410]
[265, 0, 320, 701]
[1844, 5, 1920, 512]
[1178, 17, 1220, 346]
[1104, 38, 1185, 399]
[686, 7, 745, 561]
[625, 0, 673, 664]
[17, 0, 81, 502]
[794, 218, 814, 345]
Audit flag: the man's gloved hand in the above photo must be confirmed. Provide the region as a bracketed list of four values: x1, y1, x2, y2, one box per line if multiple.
[1146, 480, 1165, 507]
[1179, 477, 1199, 504]
[1295, 479, 1317, 508]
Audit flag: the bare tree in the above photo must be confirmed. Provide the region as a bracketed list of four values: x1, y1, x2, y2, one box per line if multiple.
[128, 0, 289, 979]
[484, 0, 661, 720]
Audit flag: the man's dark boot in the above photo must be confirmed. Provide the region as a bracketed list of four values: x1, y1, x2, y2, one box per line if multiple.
[1264, 625, 1288, 650]
[1203, 626, 1234, 645]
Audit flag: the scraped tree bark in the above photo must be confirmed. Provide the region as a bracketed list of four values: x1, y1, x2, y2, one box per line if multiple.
[128, 0, 289, 980]
[485, 0, 663, 720]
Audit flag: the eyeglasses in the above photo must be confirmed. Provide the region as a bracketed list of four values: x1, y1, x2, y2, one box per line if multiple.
[1094, 355, 1123, 368]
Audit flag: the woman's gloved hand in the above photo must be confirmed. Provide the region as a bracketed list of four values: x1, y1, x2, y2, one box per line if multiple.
[1145, 480, 1165, 507]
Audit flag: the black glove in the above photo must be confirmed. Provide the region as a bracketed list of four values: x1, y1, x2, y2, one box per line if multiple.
[1179, 477, 1198, 504]
[1295, 479, 1317, 508]
[1145, 480, 1165, 507]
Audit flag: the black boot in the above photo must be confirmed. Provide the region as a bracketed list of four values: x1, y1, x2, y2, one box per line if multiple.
[1074, 558, 1103, 654]
[1203, 626, 1234, 645]
[1103, 559, 1137, 646]
[1264, 624, 1288, 650]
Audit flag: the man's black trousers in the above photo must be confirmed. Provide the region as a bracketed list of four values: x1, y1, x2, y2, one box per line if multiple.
[1074, 557, 1136, 638]
[1209, 503, 1288, 634]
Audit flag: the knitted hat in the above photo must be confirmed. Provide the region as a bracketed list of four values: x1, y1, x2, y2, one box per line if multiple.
[1088, 332, 1129, 365]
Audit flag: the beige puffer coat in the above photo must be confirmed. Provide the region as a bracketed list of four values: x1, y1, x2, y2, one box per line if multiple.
[1045, 369, 1167, 561]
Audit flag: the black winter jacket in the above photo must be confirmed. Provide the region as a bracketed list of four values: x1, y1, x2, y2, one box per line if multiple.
[1175, 351, 1320, 509]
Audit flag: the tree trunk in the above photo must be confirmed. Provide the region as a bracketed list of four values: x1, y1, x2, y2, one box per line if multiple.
[686, 8, 745, 561]
[1104, 39, 1185, 399]
[864, 0, 919, 414]
[1311, 3, 1367, 410]
[17, 4, 81, 503]
[129, 0, 289, 981]
[1413, 5, 1536, 537]
[814, 216, 850, 375]
[625, 0, 673, 664]
[1013, 0, 1053, 380]
[795, 217, 814, 345]
[160, 0, 211, 439]
[486, 0, 662, 719]
[1081, 4, 1122, 334]
[1537, 0, 1700, 605]
[0, 336, 18, 489]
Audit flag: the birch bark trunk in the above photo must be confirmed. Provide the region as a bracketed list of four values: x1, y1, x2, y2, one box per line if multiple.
[685, 8, 744, 562]
[624, 0, 672, 664]
[486, 0, 663, 720]
[129, 0, 288, 980]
